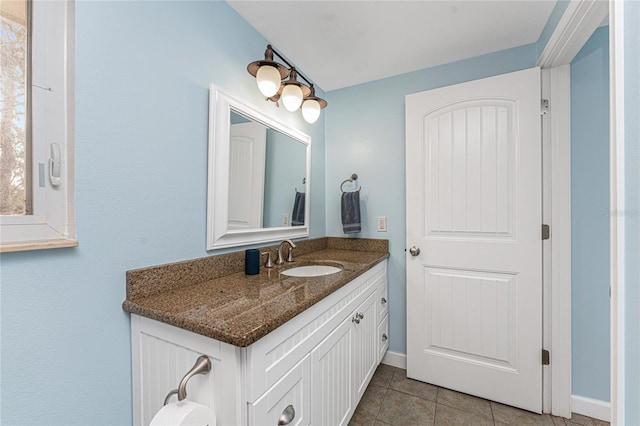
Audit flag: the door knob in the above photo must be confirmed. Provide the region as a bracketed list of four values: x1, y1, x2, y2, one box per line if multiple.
[409, 246, 421, 256]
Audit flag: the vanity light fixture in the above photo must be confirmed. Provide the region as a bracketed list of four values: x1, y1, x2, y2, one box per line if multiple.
[247, 44, 327, 123]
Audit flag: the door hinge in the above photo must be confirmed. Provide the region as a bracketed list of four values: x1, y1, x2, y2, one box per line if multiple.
[542, 224, 550, 240]
[541, 99, 550, 115]
[542, 349, 550, 365]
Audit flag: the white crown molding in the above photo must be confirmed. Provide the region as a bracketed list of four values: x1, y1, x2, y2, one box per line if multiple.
[537, 0, 609, 68]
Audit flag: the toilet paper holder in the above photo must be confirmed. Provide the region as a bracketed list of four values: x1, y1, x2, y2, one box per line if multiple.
[163, 355, 212, 405]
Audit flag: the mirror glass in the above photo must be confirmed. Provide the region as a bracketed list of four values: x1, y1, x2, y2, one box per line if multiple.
[207, 85, 310, 250]
[229, 110, 307, 229]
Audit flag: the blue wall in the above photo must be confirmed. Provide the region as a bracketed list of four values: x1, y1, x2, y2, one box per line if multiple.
[0, 1, 326, 424]
[623, 1, 640, 422]
[324, 44, 537, 355]
[570, 26, 610, 403]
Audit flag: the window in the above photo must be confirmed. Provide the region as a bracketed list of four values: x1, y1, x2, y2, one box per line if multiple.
[0, 0, 76, 252]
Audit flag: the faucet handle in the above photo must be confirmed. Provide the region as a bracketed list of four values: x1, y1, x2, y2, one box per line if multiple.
[286, 246, 294, 262]
[262, 251, 274, 268]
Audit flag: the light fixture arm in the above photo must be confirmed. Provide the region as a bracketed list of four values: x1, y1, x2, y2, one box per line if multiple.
[267, 45, 315, 89]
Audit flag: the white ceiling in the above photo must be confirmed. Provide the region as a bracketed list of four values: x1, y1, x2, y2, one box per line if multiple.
[228, 0, 557, 92]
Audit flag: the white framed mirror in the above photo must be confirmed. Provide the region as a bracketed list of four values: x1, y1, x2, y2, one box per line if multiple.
[207, 85, 311, 250]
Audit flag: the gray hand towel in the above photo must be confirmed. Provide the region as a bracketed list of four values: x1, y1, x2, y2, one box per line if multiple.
[341, 191, 361, 234]
[291, 191, 305, 226]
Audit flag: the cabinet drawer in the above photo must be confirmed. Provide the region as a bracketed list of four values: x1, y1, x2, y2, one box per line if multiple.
[249, 355, 311, 426]
[378, 314, 389, 363]
[376, 284, 388, 322]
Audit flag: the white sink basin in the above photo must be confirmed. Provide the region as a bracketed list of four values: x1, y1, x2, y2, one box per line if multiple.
[281, 265, 342, 277]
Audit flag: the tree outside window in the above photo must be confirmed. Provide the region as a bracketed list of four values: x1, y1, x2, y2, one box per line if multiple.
[1, 0, 31, 215]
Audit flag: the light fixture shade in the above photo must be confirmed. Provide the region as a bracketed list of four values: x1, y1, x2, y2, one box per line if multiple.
[282, 84, 303, 112]
[301, 85, 327, 123]
[302, 99, 321, 123]
[256, 65, 282, 97]
[247, 45, 289, 98]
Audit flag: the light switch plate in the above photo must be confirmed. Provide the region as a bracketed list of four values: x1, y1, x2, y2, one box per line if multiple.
[282, 214, 289, 225]
[377, 216, 387, 232]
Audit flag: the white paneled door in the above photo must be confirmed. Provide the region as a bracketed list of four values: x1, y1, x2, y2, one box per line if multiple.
[228, 122, 266, 230]
[405, 68, 542, 413]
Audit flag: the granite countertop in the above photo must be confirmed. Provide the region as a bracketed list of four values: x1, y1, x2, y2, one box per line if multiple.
[123, 239, 388, 347]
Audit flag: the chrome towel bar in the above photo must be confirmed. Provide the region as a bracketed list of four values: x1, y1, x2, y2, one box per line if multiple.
[340, 173, 361, 193]
[163, 355, 212, 405]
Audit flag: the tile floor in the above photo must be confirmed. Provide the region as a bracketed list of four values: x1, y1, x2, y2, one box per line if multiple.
[349, 365, 610, 426]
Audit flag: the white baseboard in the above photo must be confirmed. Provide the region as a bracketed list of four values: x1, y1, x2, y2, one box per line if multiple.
[571, 395, 611, 422]
[381, 351, 407, 369]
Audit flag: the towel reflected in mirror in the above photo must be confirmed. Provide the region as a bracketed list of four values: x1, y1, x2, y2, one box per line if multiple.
[292, 191, 305, 226]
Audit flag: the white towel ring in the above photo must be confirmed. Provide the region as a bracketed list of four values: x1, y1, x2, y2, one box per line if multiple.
[340, 173, 361, 193]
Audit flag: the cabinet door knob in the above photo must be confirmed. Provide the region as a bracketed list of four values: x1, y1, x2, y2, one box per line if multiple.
[352, 316, 361, 324]
[381, 297, 387, 305]
[278, 404, 295, 425]
[357, 312, 364, 320]
[382, 333, 388, 342]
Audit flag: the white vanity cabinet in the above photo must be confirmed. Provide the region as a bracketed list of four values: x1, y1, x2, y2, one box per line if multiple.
[131, 261, 387, 426]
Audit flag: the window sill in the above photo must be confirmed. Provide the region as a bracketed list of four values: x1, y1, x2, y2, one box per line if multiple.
[1, 239, 79, 253]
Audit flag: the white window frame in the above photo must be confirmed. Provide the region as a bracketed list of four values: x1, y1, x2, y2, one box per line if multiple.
[0, 0, 76, 252]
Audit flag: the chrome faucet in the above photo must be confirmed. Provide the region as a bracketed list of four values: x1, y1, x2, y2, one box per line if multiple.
[277, 239, 296, 265]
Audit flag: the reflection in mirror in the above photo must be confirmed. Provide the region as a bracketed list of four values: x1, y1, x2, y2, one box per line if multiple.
[229, 111, 306, 230]
[207, 85, 311, 250]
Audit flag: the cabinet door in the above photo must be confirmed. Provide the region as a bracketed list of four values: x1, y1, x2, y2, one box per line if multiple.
[249, 355, 310, 426]
[353, 293, 378, 402]
[311, 316, 355, 426]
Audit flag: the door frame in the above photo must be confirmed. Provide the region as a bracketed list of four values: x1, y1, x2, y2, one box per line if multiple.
[536, 0, 611, 420]
[608, 1, 626, 424]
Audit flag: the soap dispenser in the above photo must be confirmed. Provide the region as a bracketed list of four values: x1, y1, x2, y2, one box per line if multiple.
[245, 249, 260, 275]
